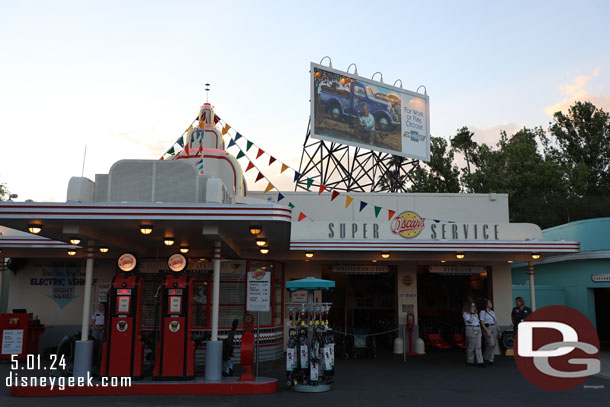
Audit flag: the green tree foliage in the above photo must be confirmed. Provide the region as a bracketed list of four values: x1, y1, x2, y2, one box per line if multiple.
[379, 101, 610, 228]
[413, 137, 460, 193]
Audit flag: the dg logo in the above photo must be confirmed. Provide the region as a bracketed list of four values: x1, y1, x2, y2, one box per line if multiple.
[514, 305, 600, 391]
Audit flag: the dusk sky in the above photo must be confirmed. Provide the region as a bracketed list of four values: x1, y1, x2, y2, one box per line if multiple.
[1, 1, 609, 202]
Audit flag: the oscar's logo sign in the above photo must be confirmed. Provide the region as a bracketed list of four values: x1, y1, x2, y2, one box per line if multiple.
[391, 211, 425, 239]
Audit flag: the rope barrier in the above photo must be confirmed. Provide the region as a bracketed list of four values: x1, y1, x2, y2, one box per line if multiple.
[328, 327, 400, 338]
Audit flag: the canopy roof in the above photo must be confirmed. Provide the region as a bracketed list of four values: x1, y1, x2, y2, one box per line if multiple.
[286, 277, 335, 291]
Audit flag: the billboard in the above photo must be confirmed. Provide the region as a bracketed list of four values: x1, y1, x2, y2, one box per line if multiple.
[310, 62, 430, 161]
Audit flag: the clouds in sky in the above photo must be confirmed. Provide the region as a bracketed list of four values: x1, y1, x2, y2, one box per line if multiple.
[545, 68, 610, 115]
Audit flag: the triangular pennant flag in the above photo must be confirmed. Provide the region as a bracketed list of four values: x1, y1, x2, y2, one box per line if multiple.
[235, 132, 242, 141]
[222, 124, 230, 135]
[236, 151, 245, 159]
[318, 185, 327, 195]
[246, 141, 253, 151]
[264, 182, 274, 193]
[345, 196, 353, 208]
[196, 159, 203, 165]
[214, 115, 220, 124]
[256, 148, 265, 159]
[298, 212, 307, 222]
[269, 156, 276, 165]
[293, 171, 301, 182]
[184, 141, 189, 155]
[176, 137, 184, 148]
[374, 206, 382, 218]
[388, 210, 396, 220]
[277, 192, 285, 202]
[245, 162, 255, 172]
[167, 146, 175, 155]
[227, 139, 236, 148]
[197, 143, 203, 153]
[331, 190, 340, 201]
[306, 178, 314, 190]
[281, 163, 288, 173]
[434, 219, 441, 223]
[255, 172, 264, 183]
[288, 202, 295, 209]
[359, 201, 368, 212]
[160, 156, 165, 160]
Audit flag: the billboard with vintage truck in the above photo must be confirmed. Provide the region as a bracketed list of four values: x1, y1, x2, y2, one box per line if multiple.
[311, 62, 430, 161]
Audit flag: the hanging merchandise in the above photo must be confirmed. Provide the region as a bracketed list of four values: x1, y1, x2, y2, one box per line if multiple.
[285, 277, 335, 392]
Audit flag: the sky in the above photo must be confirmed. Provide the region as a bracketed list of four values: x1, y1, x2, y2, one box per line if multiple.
[1, 0, 609, 202]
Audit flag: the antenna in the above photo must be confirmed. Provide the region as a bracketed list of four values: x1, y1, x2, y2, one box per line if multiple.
[81, 145, 87, 177]
[205, 83, 210, 103]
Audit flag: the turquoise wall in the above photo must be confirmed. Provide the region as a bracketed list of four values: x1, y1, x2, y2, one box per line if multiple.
[511, 217, 610, 327]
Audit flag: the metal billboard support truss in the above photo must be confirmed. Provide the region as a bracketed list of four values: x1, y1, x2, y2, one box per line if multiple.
[296, 120, 421, 193]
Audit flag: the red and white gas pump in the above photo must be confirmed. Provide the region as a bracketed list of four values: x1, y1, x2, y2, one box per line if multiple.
[405, 312, 418, 356]
[153, 272, 196, 380]
[100, 254, 145, 378]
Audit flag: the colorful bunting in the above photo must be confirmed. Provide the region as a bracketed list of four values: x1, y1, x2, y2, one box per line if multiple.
[388, 210, 396, 220]
[196, 159, 203, 165]
[359, 201, 368, 212]
[345, 196, 353, 208]
[264, 182, 274, 193]
[331, 190, 340, 201]
[256, 148, 265, 159]
[246, 140, 253, 151]
[288, 202, 295, 209]
[167, 146, 175, 155]
[255, 172, 265, 183]
[234, 132, 242, 141]
[293, 171, 301, 182]
[277, 192, 285, 202]
[227, 139, 236, 148]
[245, 162, 255, 172]
[176, 137, 184, 148]
[236, 151, 245, 159]
[318, 185, 327, 195]
[306, 178, 314, 190]
[222, 124, 230, 135]
[298, 212, 307, 222]
[281, 163, 289, 173]
[374, 206, 382, 218]
[269, 156, 276, 165]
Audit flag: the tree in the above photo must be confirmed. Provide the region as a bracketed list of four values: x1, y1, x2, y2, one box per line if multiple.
[378, 155, 410, 193]
[412, 137, 461, 193]
[542, 101, 610, 197]
[0, 181, 8, 201]
[450, 127, 478, 191]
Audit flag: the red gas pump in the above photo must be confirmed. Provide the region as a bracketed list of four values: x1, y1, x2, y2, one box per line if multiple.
[100, 271, 144, 378]
[405, 312, 418, 356]
[239, 313, 255, 382]
[153, 274, 196, 380]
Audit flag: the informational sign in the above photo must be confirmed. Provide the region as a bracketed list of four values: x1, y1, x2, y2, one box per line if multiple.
[592, 274, 610, 282]
[118, 253, 137, 272]
[1, 329, 24, 355]
[311, 62, 430, 161]
[117, 296, 130, 313]
[247, 270, 271, 312]
[331, 265, 390, 274]
[169, 296, 182, 313]
[429, 266, 487, 275]
[290, 290, 307, 303]
[168, 253, 188, 272]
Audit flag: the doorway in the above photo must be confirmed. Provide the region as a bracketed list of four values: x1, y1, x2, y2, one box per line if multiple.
[594, 288, 610, 349]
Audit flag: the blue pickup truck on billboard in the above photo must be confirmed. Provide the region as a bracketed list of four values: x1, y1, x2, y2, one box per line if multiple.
[319, 80, 400, 132]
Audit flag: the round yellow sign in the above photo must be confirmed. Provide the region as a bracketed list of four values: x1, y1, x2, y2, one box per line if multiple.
[390, 211, 425, 239]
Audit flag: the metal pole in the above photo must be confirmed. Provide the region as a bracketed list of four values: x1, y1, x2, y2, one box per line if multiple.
[256, 311, 260, 377]
[211, 241, 221, 341]
[528, 261, 536, 311]
[403, 325, 406, 363]
[81, 252, 94, 341]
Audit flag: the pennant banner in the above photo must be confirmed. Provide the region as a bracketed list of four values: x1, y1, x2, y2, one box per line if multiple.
[256, 148, 265, 159]
[318, 185, 326, 195]
[359, 201, 368, 212]
[246, 162, 255, 172]
[255, 172, 265, 183]
[298, 212, 307, 222]
[345, 196, 353, 208]
[277, 192, 285, 202]
[331, 190, 340, 201]
[246, 140, 253, 151]
[281, 163, 288, 173]
[264, 182, 274, 193]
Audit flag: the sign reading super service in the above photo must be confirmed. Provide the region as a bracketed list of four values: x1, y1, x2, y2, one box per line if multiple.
[311, 62, 430, 161]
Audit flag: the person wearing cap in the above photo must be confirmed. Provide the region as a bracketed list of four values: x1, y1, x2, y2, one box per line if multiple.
[479, 299, 500, 365]
[463, 301, 485, 368]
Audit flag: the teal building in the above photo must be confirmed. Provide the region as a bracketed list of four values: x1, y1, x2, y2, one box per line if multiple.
[512, 217, 610, 344]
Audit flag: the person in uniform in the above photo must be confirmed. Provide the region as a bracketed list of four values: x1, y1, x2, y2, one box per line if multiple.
[511, 297, 532, 330]
[463, 301, 485, 368]
[479, 299, 500, 365]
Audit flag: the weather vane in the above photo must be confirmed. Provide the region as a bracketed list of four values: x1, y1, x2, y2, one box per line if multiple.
[205, 83, 210, 103]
